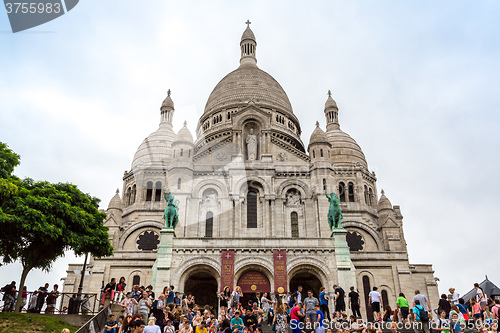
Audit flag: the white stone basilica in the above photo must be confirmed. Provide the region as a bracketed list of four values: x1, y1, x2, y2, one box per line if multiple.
[62, 24, 439, 318]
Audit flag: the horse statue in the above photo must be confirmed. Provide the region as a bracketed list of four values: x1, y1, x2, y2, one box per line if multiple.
[325, 191, 343, 230]
[163, 188, 179, 229]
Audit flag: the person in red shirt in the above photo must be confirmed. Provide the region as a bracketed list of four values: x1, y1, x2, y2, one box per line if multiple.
[291, 303, 305, 333]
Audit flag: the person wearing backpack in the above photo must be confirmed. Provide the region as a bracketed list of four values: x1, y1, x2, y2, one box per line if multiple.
[412, 300, 430, 333]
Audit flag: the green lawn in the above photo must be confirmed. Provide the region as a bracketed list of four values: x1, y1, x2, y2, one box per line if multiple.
[0, 313, 80, 333]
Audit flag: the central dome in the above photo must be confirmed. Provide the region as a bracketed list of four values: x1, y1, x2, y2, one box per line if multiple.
[204, 65, 294, 115]
[203, 25, 294, 118]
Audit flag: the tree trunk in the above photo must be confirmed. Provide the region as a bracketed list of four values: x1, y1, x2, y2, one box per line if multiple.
[14, 265, 31, 313]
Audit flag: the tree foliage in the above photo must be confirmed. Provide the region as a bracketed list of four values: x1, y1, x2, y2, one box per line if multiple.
[0, 142, 114, 312]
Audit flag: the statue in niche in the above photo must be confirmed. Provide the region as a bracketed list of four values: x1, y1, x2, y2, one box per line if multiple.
[286, 191, 301, 207]
[246, 128, 257, 160]
[204, 190, 217, 205]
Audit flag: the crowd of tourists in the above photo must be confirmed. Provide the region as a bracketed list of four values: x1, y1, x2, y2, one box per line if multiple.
[3, 278, 500, 333]
[96, 279, 500, 333]
[1, 281, 64, 314]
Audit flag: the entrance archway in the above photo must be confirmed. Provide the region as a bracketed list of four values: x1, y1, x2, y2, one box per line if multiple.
[289, 271, 322, 300]
[184, 271, 218, 314]
[237, 271, 271, 308]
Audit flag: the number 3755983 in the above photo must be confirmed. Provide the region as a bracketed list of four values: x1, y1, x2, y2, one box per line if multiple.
[5, 2, 62, 14]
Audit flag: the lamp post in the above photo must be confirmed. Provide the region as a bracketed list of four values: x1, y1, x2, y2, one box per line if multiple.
[76, 253, 88, 312]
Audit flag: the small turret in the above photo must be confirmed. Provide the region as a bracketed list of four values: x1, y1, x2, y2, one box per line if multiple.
[240, 20, 257, 67]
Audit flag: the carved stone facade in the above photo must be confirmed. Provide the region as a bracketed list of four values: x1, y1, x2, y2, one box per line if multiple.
[61, 24, 439, 317]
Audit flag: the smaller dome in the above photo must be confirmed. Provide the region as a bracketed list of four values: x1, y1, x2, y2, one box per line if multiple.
[325, 91, 338, 110]
[175, 121, 194, 145]
[108, 189, 123, 210]
[327, 128, 368, 168]
[377, 190, 393, 212]
[241, 26, 256, 42]
[131, 123, 175, 170]
[161, 89, 174, 111]
[309, 121, 329, 148]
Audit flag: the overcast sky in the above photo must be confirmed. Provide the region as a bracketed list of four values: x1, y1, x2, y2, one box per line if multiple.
[1, 1, 499, 300]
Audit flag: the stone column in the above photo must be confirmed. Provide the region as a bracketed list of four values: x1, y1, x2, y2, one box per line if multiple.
[152, 228, 175, 294]
[332, 229, 357, 292]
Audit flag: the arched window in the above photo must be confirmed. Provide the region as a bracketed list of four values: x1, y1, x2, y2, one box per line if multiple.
[180, 148, 183, 157]
[364, 185, 368, 204]
[348, 182, 355, 202]
[362, 276, 374, 322]
[247, 190, 258, 228]
[126, 187, 131, 206]
[320, 149, 324, 157]
[291, 212, 299, 238]
[131, 184, 136, 204]
[154, 181, 162, 202]
[323, 179, 327, 191]
[205, 212, 213, 237]
[146, 182, 153, 201]
[313, 150, 316, 158]
[339, 182, 346, 202]
[132, 275, 140, 285]
[381, 290, 389, 309]
[368, 188, 373, 206]
[177, 178, 181, 190]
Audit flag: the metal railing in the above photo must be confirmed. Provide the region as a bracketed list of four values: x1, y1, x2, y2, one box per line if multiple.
[75, 304, 111, 333]
[1, 291, 100, 314]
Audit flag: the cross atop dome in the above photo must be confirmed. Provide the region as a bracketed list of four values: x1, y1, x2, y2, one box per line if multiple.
[240, 20, 257, 66]
[167, 89, 171, 97]
[328, 90, 332, 97]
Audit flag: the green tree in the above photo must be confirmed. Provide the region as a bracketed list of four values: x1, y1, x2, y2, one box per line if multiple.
[0, 143, 114, 313]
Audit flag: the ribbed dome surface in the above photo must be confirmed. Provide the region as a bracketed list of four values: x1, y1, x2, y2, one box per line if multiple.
[108, 190, 123, 210]
[378, 190, 393, 212]
[326, 128, 368, 168]
[325, 94, 338, 109]
[131, 123, 175, 170]
[204, 65, 294, 116]
[175, 122, 194, 144]
[162, 90, 174, 110]
[241, 27, 255, 42]
[309, 122, 328, 146]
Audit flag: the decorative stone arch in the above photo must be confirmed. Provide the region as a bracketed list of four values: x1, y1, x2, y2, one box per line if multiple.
[286, 256, 331, 287]
[119, 220, 164, 250]
[342, 221, 383, 252]
[192, 179, 229, 199]
[128, 270, 146, 287]
[233, 256, 275, 288]
[357, 270, 376, 285]
[276, 179, 309, 199]
[234, 107, 270, 129]
[235, 176, 271, 197]
[378, 284, 396, 306]
[175, 256, 221, 292]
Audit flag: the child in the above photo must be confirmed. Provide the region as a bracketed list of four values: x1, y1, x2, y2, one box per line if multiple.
[450, 313, 462, 333]
[471, 299, 482, 329]
[315, 304, 325, 333]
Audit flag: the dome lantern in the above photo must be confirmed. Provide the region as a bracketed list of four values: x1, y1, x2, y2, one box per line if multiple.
[325, 90, 339, 131]
[240, 20, 257, 67]
[160, 89, 175, 126]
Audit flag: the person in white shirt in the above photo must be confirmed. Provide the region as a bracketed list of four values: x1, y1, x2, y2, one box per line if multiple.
[448, 288, 459, 306]
[368, 287, 382, 322]
[474, 283, 487, 310]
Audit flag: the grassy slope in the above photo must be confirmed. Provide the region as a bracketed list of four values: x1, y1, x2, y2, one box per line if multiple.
[0, 313, 80, 333]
